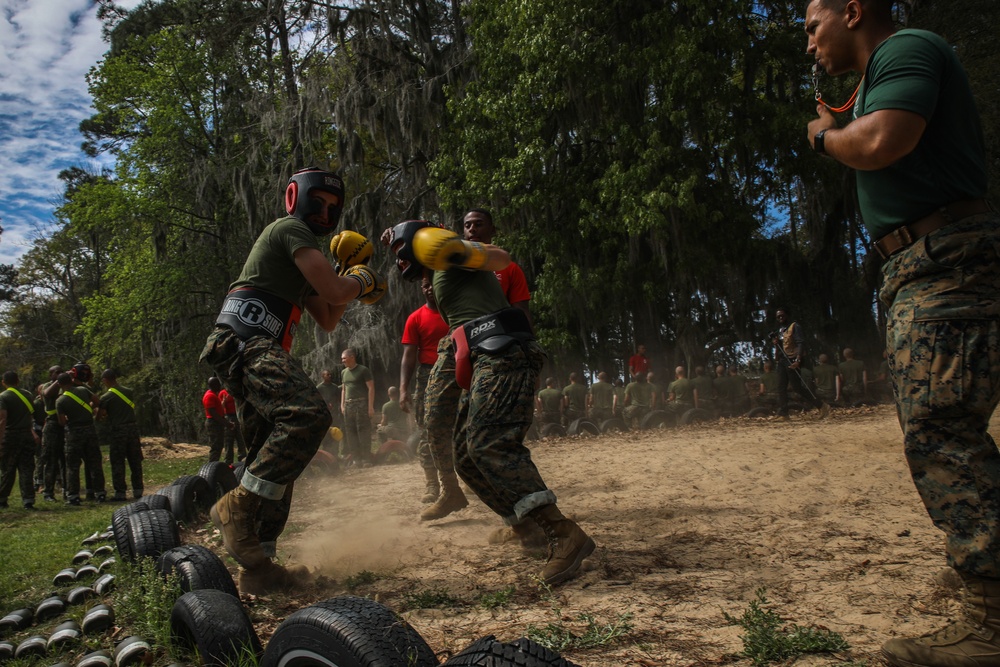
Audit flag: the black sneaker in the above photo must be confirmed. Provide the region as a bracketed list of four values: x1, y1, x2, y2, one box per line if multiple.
[66, 498, 81, 506]
[43, 495, 56, 502]
[110, 493, 127, 502]
[95, 494, 107, 503]
[23, 504, 37, 511]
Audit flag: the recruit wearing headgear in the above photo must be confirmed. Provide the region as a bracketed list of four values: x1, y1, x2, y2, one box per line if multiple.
[386, 220, 443, 281]
[284, 167, 345, 237]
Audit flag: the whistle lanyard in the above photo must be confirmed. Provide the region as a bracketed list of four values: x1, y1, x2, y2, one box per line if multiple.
[813, 64, 864, 114]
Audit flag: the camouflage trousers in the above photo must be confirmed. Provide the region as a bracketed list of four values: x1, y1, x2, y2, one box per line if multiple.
[622, 405, 648, 427]
[0, 430, 36, 505]
[223, 414, 246, 464]
[200, 326, 330, 499]
[882, 212, 1000, 578]
[453, 340, 556, 524]
[108, 423, 143, 496]
[414, 363, 435, 471]
[589, 407, 614, 423]
[424, 336, 462, 472]
[41, 419, 66, 498]
[205, 418, 225, 462]
[343, 399, 372, 463]
[65, 424, 105, 503]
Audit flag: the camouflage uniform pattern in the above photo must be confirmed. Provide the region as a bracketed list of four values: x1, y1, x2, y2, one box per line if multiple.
[200, 327, 330, 488]
[223, 415, 246, 464]
[424, 335, 462, 472]
[881, 213, 1000, 578]
[65, 424, 105, 503]
[0, 431, 36, 505]
[41, 419, 66, 498]
[108, 424, 143, 496]
[343, 399, 372, 463]
[453, 340, 556, 523]
[205, 416, 225, 462]
[414, 363, 434, 470]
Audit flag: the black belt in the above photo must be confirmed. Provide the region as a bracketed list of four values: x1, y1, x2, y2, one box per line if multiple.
[874, 199, 993, 260]
[216, 287, 302, 352]
[464, 307, 534, 354]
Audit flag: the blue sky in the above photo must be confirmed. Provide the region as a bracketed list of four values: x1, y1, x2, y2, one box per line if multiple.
[0, 0, 141, 266]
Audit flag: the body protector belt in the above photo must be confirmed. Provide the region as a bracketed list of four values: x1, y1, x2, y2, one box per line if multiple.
[451, 307, 534, 390]
[216, 287, 302, 352]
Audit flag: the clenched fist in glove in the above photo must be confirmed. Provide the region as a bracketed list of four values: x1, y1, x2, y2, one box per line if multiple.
[412, 227, 489, 271]
[330, 230, 373, 275]
[344, 264, 386, 304]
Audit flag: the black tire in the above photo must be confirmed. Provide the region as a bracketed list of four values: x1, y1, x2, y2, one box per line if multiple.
[231, 462, 246, 486]
[640, 410, 672, 430]
[374, 439, 410, 465]
[746, 406, 772, 418]
[156, 545, 238, 598]
[539, 423, 566, 439]
[129, 509, 180, 561]
[141, 494, 171, 511]
[599, 418, 627, 433]
[197, 462, 238, 501]
[0, 609, 33, 632]
[679, 408, 715, 426]
[171, 475, 215, 516]
[112, 501, 155, 560]
[442, 635, 581, 666]
[525, 421, 539, 442]
[170, 590, 262, 667]
[155, 483, 195, 524]
[565, 419, 600, 437]
[82, 605, 116, 635]
[260, 596, 437, 667]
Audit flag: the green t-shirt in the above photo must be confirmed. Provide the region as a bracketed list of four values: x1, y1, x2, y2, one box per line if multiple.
[341, 365, 373, 401]
[647, 383, 662, 405]
[624, 382, 652, 408]
[316, 381, 340, 406]
[231, 216, 321, 308]
[760, 371, 778, 394]
[432, 267, 510, 329]
[0, 387, 35, 432]
[839, 359, 866, 390]
[99, 386, 137, 428]
[589, 381, 614, 410]
[727, 374, 749, 401]
[562, 383, 588, 412]
[381, 400, 408, 429]
[56, 386, 95, 428]
[856, 30, 987, 239]
[813, 364, 839, 393]
[668, 378, 695, 404]
[537, 387, 563, 412]
[692, 376, 714, 400]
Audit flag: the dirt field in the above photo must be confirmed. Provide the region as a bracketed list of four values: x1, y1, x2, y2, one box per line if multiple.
[187, 404, 980, 666]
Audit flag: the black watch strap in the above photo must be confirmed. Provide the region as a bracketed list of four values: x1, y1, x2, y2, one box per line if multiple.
[814, 129, 828, 155]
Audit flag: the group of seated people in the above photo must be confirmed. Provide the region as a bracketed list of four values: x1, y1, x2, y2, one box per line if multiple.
[536, 347, 889, 429]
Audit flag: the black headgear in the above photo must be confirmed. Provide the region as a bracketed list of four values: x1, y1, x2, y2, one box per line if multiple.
[70, 362, 93, 384]
[284, 167, 345, 236]
[387, 220, 442, 281]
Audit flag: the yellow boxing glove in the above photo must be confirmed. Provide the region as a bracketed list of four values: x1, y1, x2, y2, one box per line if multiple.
[411, 227, 489, 271]
[344, 264, 387, 305]
[329, 230, 373, 275]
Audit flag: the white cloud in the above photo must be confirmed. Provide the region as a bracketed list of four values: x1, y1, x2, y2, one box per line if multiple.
[0, 0, 141, 263]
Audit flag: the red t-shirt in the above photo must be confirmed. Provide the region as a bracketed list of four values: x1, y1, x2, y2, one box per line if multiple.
[496, 262, 531, 305]
[203, 389, 222, 419]
[402, 304, 450, 365]
[629, 354, 650, 376]
[218, 389, 236, 416]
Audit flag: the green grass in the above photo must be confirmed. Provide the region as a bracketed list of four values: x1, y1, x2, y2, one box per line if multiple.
[724, 588, 851, 666]
[0, 455, 206, 608]
[344, 569, 386, 591]
[526, 611, 634, 651]
[114, 556, 185, 654]
[402, 586, 461, 610]
[479, 584, 516, 609]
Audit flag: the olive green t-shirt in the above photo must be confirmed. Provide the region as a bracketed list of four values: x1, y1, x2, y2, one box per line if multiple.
[760, 371, 778, 394]
[562, 383, 588, 413]
[317, 381, 340, 406]
[668, 378, 695, 404]
[99, 386, 137, 428]
[624, 382, 652, 408]
[0, 387, 35, 432]
[692, 376, 714, 400]
[839, 359, 866, 390]
[588, 381, 614, 410]
[813, 364, 839, 393]
[231, 216, 321, 308]
[381, 400, 408, 429]
[56, 386, 95, 428]
[432, 267, 510, 329]
[856, 30, 987, 238]
[537, 388, 563, 412]
[341, 365, 373, 401]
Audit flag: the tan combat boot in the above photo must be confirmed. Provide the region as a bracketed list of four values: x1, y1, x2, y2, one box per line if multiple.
[419, 471, 468, 521]
[529, 504, 596, 585]
[488, 520, 548, 553]
[882, 576, 1000, 667]
[238, 561, 312, 596]
[421, 467, 440, 504]
[209, 485, 268, 570]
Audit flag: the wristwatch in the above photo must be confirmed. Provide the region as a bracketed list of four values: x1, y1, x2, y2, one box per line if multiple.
[814, 129, 828, 155]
